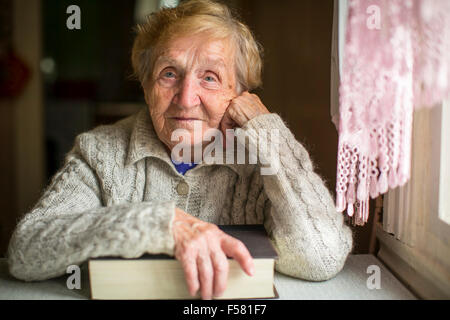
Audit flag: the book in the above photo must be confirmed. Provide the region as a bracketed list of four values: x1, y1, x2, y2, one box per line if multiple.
[88, 224, 278, 300]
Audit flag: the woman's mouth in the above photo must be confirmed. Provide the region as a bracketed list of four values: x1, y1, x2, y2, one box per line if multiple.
[172, 117, 200, 121]
[169, 117, 204, 129]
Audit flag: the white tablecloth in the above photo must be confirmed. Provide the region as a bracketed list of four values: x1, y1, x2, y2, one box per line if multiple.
[0, 254, 416, 300]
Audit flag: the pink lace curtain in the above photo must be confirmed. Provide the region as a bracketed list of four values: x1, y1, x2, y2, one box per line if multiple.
[336, 0, 450, 225]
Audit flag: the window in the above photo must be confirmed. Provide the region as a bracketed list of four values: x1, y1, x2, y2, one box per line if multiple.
[378, 99, 450, 299]
[438, 99, 450, 226]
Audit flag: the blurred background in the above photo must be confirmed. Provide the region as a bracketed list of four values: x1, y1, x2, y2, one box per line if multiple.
[0, 0, 376, 257]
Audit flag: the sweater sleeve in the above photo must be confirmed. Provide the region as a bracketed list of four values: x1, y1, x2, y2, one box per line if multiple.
[239, 113, 353, 281]
[6, 151, 176, 282]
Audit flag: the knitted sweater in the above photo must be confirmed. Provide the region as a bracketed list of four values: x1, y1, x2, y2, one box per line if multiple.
[7, 108, 353, 282]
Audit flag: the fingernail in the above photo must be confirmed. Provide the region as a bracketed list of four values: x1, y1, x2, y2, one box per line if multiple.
[249, 266, 255, 276]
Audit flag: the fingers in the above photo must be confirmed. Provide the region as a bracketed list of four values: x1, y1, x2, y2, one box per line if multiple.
[180, 246, 229, 299]
[224, 92, 269, 127]
[173, 216, 248, 300]
[197, 252, 214, 300]
[220, 108, 238, 131]
[210, 249, 229, 298]
[220, 110, 238, 150]
[222, 236, 255, 277]
[225, 101, 247, 127]
[179, 255, 200, 297]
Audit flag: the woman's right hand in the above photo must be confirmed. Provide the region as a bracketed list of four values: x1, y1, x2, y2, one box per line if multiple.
[172, 208, 254, 300]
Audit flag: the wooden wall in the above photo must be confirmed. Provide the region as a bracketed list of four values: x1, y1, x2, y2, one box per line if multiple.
[238, 0, 337, 192]
[234, 0, 375, 253]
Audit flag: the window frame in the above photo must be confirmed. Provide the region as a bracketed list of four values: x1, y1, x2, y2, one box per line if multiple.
[378, 99, 450, 299]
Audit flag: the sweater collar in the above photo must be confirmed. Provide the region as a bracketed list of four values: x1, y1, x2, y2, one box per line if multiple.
[126, 108, 244, 176]
[126, 108, 173, 167]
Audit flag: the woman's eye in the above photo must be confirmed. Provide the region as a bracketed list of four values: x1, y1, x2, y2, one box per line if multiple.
[164, 71, 176, 78]
[204, 75, 216, 82]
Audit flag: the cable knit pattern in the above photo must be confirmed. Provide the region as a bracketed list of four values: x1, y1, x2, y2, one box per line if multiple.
[7, 108, 353, 282]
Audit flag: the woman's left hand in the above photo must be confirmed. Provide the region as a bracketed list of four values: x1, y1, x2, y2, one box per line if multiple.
[220, 91, 270, 132]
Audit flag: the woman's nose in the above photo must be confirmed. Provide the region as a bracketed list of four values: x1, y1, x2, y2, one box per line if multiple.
[173, 76, 201, 108]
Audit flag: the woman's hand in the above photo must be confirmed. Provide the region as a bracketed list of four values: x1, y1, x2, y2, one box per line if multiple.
[172, 208, 255, 300]
[220, 91, 270, 132]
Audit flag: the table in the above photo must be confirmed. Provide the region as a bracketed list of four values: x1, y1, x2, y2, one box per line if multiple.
[0, 255, 416, 300]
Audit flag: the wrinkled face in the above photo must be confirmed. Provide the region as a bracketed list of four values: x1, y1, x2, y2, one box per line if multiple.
[144, 33, 238, 154]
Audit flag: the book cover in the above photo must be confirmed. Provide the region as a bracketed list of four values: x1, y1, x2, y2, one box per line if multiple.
[89, 224, 278, 299]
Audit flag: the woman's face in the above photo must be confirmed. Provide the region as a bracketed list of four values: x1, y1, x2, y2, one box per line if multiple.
[145, 33, 238, 153]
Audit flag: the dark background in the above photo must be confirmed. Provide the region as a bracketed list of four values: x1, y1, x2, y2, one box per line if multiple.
[0, 0, 377, 257]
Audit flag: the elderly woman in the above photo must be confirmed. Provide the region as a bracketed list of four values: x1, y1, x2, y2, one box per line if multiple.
[7, 0, 353, 299]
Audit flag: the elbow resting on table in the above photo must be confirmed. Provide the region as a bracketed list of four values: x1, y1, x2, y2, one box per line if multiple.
[6, 225, 58, 282]
[275, 247, 351, 281]
[7, 255, 33, 282]
[7, 243, 68, 282]
[274, 230, 353, 281]
[7, 237, 33, 282]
